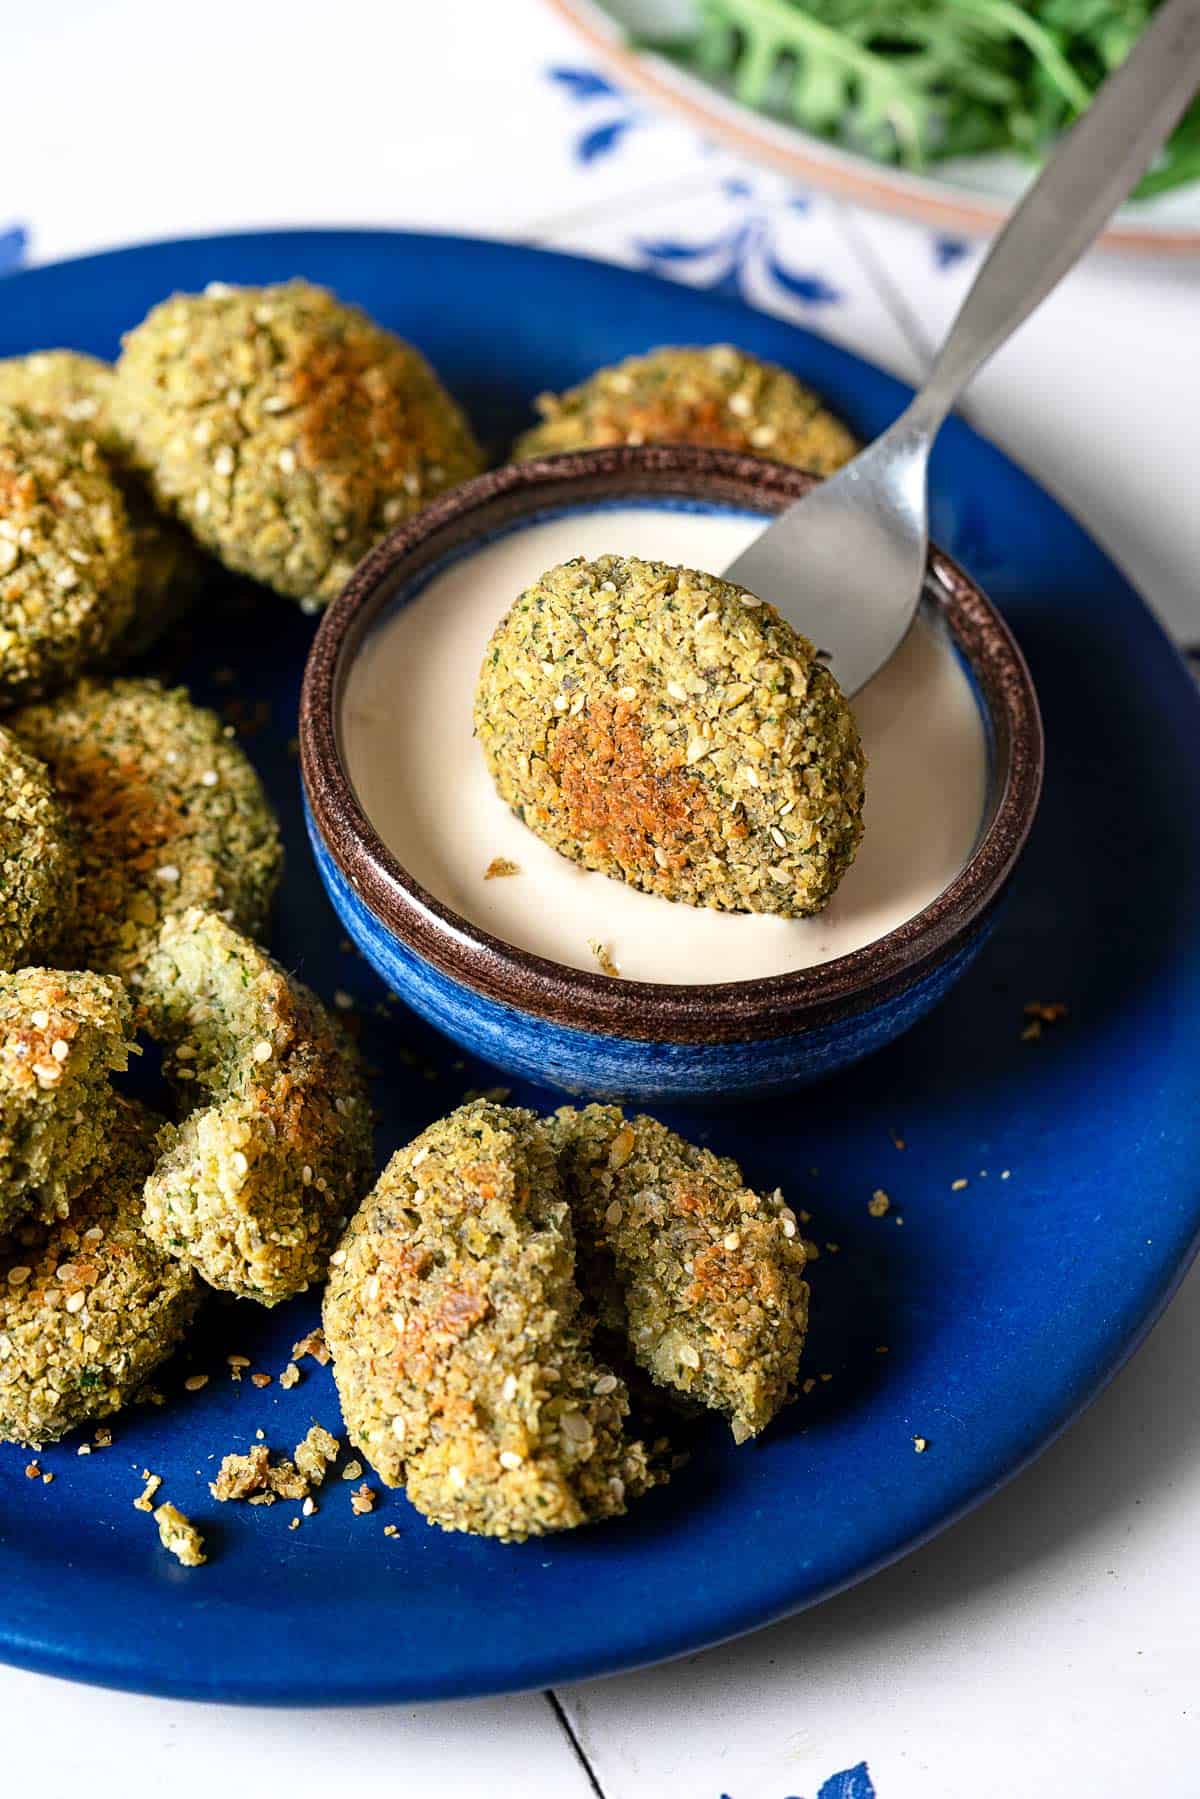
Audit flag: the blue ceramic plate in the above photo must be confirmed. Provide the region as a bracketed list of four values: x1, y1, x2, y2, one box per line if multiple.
[0, 231, 1196, 1706]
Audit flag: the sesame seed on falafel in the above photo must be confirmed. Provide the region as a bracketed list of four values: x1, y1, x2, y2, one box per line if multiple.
[0, 725, 76, 970]
[549, 1104, 810, 1443]
[10, 677, 283, 977]
[0, 404, 137, 704]
[0, 967, 133, 1235]
[0, 350, 212, 662]
[0, 1097, 199, 1447]
[475, 553, 864, 917]
[513, 344, 856, 474]
[114, 280, 484, 609]
[324, 1100, 662, 1540]
[139, 909, 373, 1306]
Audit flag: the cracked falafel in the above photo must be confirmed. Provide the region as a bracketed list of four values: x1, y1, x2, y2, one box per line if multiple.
[550, 1104, 810, 1442]
[139, 908, 373, 1305]
[324, 1100, 661, 1540]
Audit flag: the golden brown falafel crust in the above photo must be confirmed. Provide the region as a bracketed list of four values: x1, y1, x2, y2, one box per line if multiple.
[549, 1105, 809, 1442]
[0, 1098, 200, 1447]
[0, 967, 133, 1234]
[324, 1100, 661, 1540]
[10, 677, 282, 976]
[0, 350, 209, 660]
[139, 909, 373, 1305]
[114, 281, 484, 607]
[0, 405, 136, 704]
[0, 725, 77, 970]
[475, 553, 865, 917]
[514, 344, 856, 474]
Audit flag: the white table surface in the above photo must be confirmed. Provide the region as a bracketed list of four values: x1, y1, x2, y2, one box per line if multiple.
[2, 4, 1198, 1793]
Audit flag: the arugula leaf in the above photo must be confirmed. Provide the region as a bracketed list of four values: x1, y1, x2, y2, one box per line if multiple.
[639, 0, 1200, 197]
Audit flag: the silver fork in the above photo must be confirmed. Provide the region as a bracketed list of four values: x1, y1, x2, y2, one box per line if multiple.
[723, 0, 1200, 696]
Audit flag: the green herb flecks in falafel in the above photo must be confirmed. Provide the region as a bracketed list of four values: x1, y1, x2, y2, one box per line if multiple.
[0, 1098, 199, 1447]
[475, 553, 864, 917]
[10, 677, 283, 977]
[324, 1100, 662, 1541]
[514, 344, 856, 474]
[550, 1105, 810, 1443]
[140, 909, 373, 1305]
[114, 280, 484, 609]
[0, 967, 133, 1235]
[0, 405, 136, 704]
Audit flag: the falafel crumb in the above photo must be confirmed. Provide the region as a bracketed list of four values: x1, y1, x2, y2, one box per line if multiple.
[183, 1374, 209, 1392]
[484, 857, 521, 880]
[134, 1472, 162, 1512]
[154, 1502, 206, 1566]
[913, 1436, 929, 1454]
[209, 1441, 321, 1504]
[291, 1329, 330, 1366]
[267, 1460, 308, 1502]
[250, 1372, 272, 1389]
[279, 1362, 301, 1390]
[24, 1461, 39, 1480]
[868, 1189, 891, 1217]
[210, 1444, 271, 1501]
[349, 1482, 376, 1515]
[294, 1424, 339, 1487]
[588, 940, 621, 978]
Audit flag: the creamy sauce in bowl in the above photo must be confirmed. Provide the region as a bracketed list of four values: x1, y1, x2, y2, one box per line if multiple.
[339, 504, 988, 986]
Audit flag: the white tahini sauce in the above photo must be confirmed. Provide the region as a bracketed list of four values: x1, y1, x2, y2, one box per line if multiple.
[340, 506, 988, 985]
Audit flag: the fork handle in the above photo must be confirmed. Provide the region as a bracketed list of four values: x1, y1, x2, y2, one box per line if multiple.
[912, 0, 1200, 430]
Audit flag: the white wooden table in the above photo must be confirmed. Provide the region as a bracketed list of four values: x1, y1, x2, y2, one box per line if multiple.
[3, 4, 1199, 1792]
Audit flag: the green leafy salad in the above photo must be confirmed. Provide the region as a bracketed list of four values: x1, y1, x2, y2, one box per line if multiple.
[639, 0, 1200, 198]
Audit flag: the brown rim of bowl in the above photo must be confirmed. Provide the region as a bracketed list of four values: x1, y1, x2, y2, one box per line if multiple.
[544, 0, 1200, 258]
[300, 446, 1044, 1046]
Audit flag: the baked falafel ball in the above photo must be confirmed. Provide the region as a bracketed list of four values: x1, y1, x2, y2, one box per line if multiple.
[475, 554, 865, 917]
[550, 1105, 810, 1443]
[139, 909, 373, 1305]
[513, 344, 856, 474]
[0, 404, 136, 704]
[0, 350, 208, 661]
[0, 351, 117, 443]
[0, 1097, 200, 1446]
[114, 280, 484, 609]
[10, 677, 283, 976]
[0, 725, 76, 970]
[0, 968, 133, 1234]
[324, 1100, 660, 1540]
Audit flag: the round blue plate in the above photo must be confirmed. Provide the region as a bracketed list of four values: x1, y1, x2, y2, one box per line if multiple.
[0, 231, 1197, 1706]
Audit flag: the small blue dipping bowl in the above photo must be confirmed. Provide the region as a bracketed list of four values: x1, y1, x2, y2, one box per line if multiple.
[300, 447, 1043, 1104]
